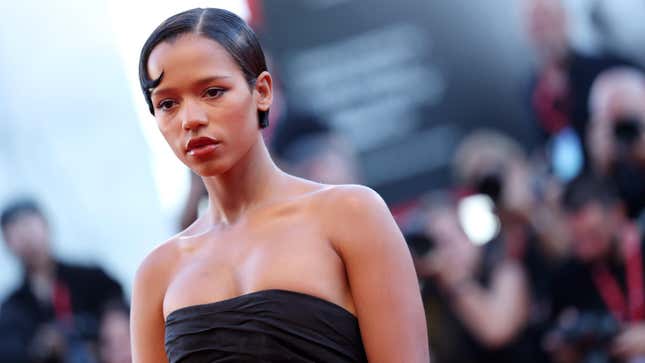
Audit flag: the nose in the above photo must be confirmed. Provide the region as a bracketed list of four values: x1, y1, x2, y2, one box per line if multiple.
[180, 99, 208, 131]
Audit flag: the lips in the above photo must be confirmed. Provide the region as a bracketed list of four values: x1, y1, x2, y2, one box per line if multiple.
[186, 136, 221, 158]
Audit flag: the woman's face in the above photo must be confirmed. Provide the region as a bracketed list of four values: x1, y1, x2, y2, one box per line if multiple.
[147, 34, 271, 176]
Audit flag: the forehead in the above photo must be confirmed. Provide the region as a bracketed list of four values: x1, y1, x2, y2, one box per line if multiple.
[3, 212, 46, 232]
[527, 0, 563, 14]
[569, 202, 606, 220]
[147, 34, 240, 86]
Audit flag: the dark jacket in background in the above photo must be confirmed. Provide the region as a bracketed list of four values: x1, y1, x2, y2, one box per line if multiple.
[0, 262, 124, 363]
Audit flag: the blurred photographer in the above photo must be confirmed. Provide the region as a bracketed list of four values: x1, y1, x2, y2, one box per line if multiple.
[548, 175, 645, 363]
[524, 0, 637, 174]
[448, 130, 571, 362]
[410, 197, 530, 363]
[453, 130, 570, 276]
[413, 130, 569, 362]
[588, 67, 645, 221]
[0, 199, 125, 363]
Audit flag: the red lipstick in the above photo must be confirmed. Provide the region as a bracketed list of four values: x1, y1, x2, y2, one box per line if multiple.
[186, 136, 221, 158]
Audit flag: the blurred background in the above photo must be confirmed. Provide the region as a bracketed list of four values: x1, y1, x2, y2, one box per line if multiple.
[2, 0, 645, 362]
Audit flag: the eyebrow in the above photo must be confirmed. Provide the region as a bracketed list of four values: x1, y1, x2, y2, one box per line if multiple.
[151, 75, 232, 97]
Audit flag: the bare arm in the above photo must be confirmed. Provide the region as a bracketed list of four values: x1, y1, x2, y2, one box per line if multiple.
[130, 247, 173, 363]
[325, 185, 429, 362]
[446, 261, 529, 348]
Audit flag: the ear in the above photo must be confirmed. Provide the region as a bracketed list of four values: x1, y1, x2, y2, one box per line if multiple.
[254, 71, 273, 112]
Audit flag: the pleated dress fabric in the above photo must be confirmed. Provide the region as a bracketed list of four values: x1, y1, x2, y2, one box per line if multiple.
[164, 289, 368, 362]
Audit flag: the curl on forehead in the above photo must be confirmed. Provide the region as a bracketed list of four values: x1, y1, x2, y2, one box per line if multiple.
[138, 8, 267, 115]
[145, 33, 236, 86]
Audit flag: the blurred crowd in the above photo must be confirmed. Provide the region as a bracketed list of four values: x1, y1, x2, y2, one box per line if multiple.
[2, 0, 645, 362]
[408, 0, 645, 362]
[0, 201, 131, 363]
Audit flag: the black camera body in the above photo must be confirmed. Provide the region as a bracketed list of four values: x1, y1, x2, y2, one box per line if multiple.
[475, 172, 504, 203]
[613, 116, 642, 154]
[549, 311, 620, 363]
[405, 231, 435, 257]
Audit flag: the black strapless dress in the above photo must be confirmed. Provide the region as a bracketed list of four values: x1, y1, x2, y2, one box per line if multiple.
[164, 289, 368, 362]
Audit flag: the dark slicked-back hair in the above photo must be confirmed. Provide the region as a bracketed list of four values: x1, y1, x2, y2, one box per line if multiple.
[561, 174, 621, 213]
[138, 8, 269, 128]
[1, 199, 45, 233]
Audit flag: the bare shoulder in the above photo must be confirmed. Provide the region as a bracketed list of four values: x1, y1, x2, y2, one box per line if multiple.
[313, 185, 429, 361]
[133, 237, 181, 292]
[131, 237, 181, 362]
[314, 184, 388, 217]
[311, 184, 395, 249]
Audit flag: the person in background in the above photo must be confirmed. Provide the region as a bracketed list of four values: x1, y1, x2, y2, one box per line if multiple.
[415, 130, 569, 363]
[587, 67, 645, 221]
[452, 130, 570, 267]
[523, 0, 636, 174]
[548, 175, 645, 363]
[98, 301, 131, 363]
[409, 195, 529, 363]
[0, 199, 125, 363]
[270, 112, 362, 185]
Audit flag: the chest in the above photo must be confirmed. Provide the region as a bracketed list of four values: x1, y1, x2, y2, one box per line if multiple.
[162, 215, 346, 317]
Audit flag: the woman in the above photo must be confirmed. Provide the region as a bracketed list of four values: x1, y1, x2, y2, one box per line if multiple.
[131, 8, 428, 362]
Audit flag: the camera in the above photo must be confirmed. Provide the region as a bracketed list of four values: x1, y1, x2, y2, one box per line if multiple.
[405, 231, 435, 257]
[475, 172, 503, 203]
[547, 311, 620, 363]
[613, 116, 642, 153]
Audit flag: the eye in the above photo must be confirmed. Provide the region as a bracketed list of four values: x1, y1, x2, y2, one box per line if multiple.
[156, 99, 177, 112]
[203, 87, 225, 99]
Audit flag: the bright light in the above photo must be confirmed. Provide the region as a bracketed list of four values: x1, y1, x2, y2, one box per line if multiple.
[457, 194, 500, 245]
[106, 1, 249, 214]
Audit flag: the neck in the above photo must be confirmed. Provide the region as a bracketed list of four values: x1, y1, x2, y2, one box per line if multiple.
[201, 135, 285, 225]
[26, 257, 56, 302]
[26, 255, 55, 278]
[540, 47, 569, 69]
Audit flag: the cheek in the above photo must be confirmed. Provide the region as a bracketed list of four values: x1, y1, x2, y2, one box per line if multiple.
[4, 238, 19, 255]
[156, 116, 176, 139]
[571, 218, 609, 258]
[156, 116, 186, 155]
[7, 238, 30, 257]
[221, 92, 259, 140]
[233, 89, 257, 121]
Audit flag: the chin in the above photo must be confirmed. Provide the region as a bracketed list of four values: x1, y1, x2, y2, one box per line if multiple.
[189, 161, 233, 177]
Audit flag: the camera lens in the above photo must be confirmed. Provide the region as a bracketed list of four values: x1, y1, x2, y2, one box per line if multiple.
[405, 232, 435, 256]
[476, 173, 503, 202]
[613, 117, 641, 146]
